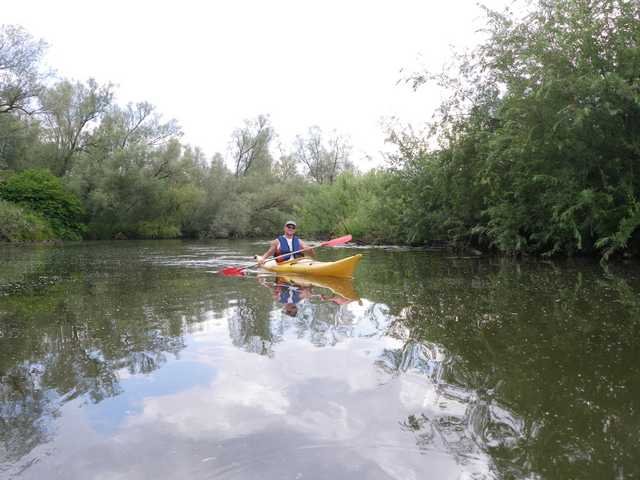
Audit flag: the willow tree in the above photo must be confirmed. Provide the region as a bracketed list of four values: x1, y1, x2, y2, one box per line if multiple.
[0, 25, 47, 115]
[66, 101, 192, 239]
[0, 25, 48, 171]
[39, 78, 113, 176]
[293, 126, 353, 184]
[229, 114, 274, 177]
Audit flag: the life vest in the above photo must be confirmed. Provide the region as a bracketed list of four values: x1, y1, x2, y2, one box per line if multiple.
[276, 235, 303, 262]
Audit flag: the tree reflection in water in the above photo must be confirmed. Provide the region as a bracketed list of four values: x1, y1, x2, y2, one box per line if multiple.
[378, 337, 528, 477]
[0, 245, 221, 471]
[364, 254, 640, 480]
[1, 243, 639, 480]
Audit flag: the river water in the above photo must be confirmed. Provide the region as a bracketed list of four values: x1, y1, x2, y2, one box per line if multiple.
[0, 240, 638, 479]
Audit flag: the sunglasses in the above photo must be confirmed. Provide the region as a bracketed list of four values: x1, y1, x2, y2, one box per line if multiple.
[286, 224, 296, 229]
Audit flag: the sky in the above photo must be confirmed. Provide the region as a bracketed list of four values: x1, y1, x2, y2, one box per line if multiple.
[4, 0, 513, 169]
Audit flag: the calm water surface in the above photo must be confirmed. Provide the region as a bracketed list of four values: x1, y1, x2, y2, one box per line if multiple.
[1, 240, 639, 479]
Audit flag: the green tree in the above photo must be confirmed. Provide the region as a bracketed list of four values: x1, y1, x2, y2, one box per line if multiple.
[0, 199, 54, 241]
[229, 115, 274, 177]
[397, 0, 640, 257]
[0, 25, 47, 115]
[0, 112, 46, 171]
[272, 152, 301, 181]
[96, 101, 181, 152]
[63, 100, 189, 239]
[296, 170, 409, 243]
[0, 169, 85, 239]
[293, 126, 353, 184]
[39, 78, 113, 176]
[0, 25, 49, 173]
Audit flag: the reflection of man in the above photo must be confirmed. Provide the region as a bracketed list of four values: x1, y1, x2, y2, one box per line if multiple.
[278, 280, 301, 305]
[255, 276, 313, 317]
[275, 277, 313, 317]
[258, 275, 356, 318]
[282, 302, 298, 317]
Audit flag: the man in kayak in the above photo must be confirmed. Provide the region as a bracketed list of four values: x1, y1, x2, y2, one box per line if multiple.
[258, 220, 315, 264]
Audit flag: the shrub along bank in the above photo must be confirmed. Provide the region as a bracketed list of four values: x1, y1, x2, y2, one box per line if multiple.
[0, 169, 85, 241]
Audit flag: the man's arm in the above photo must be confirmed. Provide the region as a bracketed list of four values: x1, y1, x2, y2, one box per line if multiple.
[299, 240, 315, 257]
[258, 240, 278, 264]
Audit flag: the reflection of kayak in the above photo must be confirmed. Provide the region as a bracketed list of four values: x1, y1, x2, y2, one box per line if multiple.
[256, 254, 362, 278]
[275, 273, 360, 302]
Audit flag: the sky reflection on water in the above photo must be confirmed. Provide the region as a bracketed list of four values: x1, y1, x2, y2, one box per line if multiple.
[15, 305, 497, 480]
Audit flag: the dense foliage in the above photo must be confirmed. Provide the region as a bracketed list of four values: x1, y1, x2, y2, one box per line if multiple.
[296, 171, 409, 242]
[393, 0, 640, 257]
[1, 0, 639, 259]
[0, 169, 84, 239]
[0, 199, 53, 242]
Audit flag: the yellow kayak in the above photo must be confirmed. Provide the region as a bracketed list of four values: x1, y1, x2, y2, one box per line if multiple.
[256, 254, 362, 278]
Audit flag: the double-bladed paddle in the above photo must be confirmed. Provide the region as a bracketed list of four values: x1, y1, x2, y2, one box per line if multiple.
[221, 234, 352, 276]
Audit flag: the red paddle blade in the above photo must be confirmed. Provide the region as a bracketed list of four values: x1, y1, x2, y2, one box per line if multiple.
[221, 266, 246, 276]
[322, 234, 352, 247]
